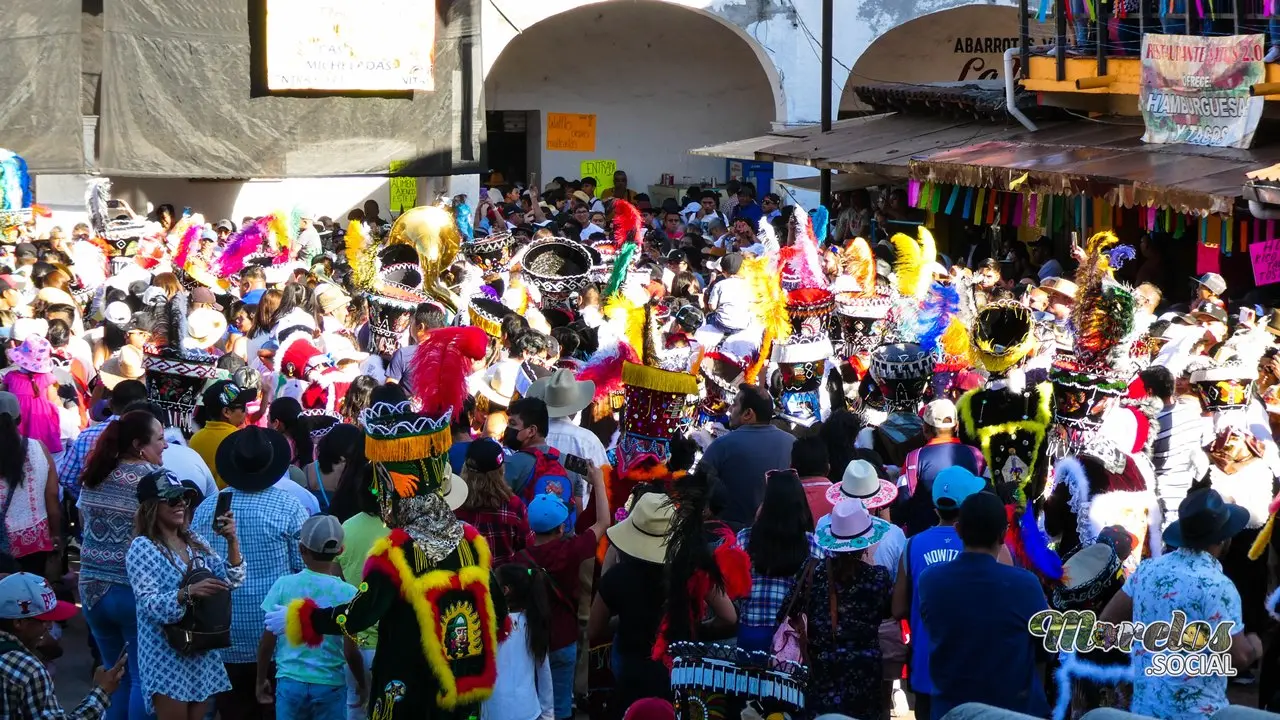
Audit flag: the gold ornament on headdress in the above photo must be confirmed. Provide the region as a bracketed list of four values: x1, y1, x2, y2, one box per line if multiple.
[387, 206, 462, 312]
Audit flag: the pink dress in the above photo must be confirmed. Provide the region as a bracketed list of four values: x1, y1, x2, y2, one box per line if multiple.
[3, 371, 63, 454]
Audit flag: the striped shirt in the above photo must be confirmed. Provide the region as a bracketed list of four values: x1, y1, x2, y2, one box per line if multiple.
[1151, 400, 1210, 530]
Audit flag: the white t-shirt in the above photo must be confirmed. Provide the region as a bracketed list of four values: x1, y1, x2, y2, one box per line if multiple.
[482, 611, 554, 720]
[162, 444, 218, 499]
[274, 476, 320, 516]
[707, 276, 752, 332]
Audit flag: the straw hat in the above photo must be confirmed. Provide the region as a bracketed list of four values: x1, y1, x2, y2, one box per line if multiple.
[183, 307, 228, 351]
[606, 493, 673, 564]
[825, 459, 897, 510]
[1040, 277, 1078, 301]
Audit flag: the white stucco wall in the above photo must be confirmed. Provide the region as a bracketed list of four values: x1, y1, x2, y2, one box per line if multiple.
[484, 1, 777, 190]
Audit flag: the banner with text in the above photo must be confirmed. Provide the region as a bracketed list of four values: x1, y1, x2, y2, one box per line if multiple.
[1250, 238, 1280, 286]
[547, 113, 597, 152]
[581, 159, 617, 191]
[1140, 34, 1264, 149]
[266, 0, 436, 91]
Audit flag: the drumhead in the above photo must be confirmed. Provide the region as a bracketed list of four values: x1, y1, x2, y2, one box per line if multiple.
[1060, 543, 1115, 591]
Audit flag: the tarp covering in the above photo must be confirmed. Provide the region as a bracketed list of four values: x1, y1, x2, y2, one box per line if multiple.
[0, 0, 86, 173]
[98, 0, 482, 178]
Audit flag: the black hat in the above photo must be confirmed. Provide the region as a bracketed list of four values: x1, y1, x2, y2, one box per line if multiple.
[215, 426, 292, 492]
[1191, 302, 1228, 325]
[660, 198, 682, 215]
[1164, 488, 1249, 550]
[202, 380, 257, 416]
[14, 243, 37, 259]
[466, 438, 504, 474]
[137, 468, 197, 504]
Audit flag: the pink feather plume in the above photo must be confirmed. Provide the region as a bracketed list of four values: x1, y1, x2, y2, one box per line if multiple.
[577, 342, 640, 402]
[172, 223, 200, 270]
[786, 208, 827, 289]
[215, 217, 270, 277]
[612, 199, 644, 249]
[410, 326, 489, 418]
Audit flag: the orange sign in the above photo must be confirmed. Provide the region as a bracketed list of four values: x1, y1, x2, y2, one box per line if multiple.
[546, 113, 597, 152]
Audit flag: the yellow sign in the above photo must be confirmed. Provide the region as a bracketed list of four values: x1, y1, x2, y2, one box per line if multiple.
[580, 160, 617, 192]
[265, 0, 436, 92]
[547, 113, 597, 152]
[389, 161, 417, 211]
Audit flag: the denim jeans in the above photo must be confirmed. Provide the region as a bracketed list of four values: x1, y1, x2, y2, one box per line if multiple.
[1070, 0, 1094, 50]
[344, 648, 374, 720]
[276, 679, 346, 720]
[549, 644, 577, 719]
[84, 585, 149, 720]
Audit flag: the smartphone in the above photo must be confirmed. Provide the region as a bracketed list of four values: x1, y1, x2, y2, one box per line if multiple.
[106, 199, 122, 209]
[562, 453, 591, 476]
[213, 490, 232, 529]
[1239, 307, 1256, 325]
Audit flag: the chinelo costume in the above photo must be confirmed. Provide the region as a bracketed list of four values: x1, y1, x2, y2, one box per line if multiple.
[141, 291, 222, 436]
[269, 325, 507, 720]
[1043, 232, 1159, 577]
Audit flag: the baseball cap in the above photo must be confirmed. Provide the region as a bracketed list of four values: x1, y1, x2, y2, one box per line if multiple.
[932, 466, 985, 509]
[923, 399, 958, 429]
[527, 493, 570, 534]
[719, 252, 744, 275]
[300, 515, 344, 555]
[14, 243, 37, 259]
[1191, 301, 1228, 325]
[1194, 272, 1227, 296]
[216, 219, 235, 232]
[0, 572, 78, 622]
[466, 439, 504, 474]
[136, 469, 196, 504]
[0, 391, 19, 420]
[191, 286, 222, 310]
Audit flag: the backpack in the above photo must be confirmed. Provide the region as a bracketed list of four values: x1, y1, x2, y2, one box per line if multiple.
[164, 554, 232, 655]
[515, 447, 577, 530]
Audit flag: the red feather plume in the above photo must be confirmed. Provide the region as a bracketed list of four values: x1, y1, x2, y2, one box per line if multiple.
[576, 342, 640, 402]
[611, 199, 643, 249]
[410, 326, 489, 418]
[172, 223, 200, 270]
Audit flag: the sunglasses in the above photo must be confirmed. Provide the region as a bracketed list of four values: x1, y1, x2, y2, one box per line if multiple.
[163, 496, 188, 507]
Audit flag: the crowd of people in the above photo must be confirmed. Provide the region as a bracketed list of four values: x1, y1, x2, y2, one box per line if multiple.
[0, 157, 1278, 720]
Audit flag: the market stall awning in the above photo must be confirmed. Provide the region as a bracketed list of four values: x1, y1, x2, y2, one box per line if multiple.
[688, 128, 815, 160]
[909, 123, 1280, 216]
[776, 172, 895, 193]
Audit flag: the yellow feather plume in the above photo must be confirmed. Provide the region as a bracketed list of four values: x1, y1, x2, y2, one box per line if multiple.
[742, 255, 790, 384]
[268, 212, 291, 256]
[345, 220, 375, 291]
[939, 317, 972, 366]
[890, 226, 937, 299]
[603, 294, 646, 359]
[840, 237, 876, 297]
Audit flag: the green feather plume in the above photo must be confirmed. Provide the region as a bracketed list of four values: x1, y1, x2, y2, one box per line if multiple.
[605, 241, 639, 298]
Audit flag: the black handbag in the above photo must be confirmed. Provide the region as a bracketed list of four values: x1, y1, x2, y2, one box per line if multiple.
[164, 555, 232, 655]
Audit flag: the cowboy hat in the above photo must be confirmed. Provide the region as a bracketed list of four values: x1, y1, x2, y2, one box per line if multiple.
[815, 499, 891, 554]
[526, 368, 595, 418]
[183, 307, 228, 351]
[97, 345, 145, 389]
[468, 361, 520, 408]
[1164, 488, 1248, 550]
[1039, 277, 1078, 300]
[825, 459, 897, 511]
[606, 492, 674, 564]
[215, 426, 292, 493]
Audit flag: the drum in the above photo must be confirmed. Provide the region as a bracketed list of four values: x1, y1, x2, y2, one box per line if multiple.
[668, 641, 807, 719]
[1051, 541, 1124, 612]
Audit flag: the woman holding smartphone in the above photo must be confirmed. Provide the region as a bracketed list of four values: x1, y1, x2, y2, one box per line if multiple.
[127, 468, 243, 720]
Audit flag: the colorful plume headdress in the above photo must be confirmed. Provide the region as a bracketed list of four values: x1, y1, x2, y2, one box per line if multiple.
[742, 254, 790, 383]
[1054, 231, 1144, 392]
[889, 225, 937, 300]
[215, 217, 272, 277]
[780, 206, 827, 290]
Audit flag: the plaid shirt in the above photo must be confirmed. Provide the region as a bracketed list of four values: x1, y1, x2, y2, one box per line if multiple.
[193, 486, 307, 664]
[0, 632, 108, 719]
[56, 416, 114, 497]
[455, 495, 530, 567]
[734, 529, 825, 629]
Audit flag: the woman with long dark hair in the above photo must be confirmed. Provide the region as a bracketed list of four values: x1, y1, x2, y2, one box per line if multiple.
[0, 391, 61, 577]
[127, 468, 243, 720]
[735, 469, 819, 651]
[780, 499, 893, 719]
[303, 422, 361, 514]
[247, 289, 283, 359]
[331, 436, 385, 712]
[78, 410, 167, 719]
[268, 396, 314, 467]
[484, 563, 554, 720]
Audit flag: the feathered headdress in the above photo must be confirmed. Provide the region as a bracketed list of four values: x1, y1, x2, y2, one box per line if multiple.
[742, 255, 790, 383]
[889, 226, 937, 300]
[215, 217, 272, 277]
[836, 237, 876, 297]
[905, 281, 961, 356]
[86, 178, 111, 238]
[780, 206, 826, 290]
[171, 214, 205, 270]
[0, 149, 32, 213]
[344, 219, 376, 291]
[603, 293, 647, 358]
[812, 205, 831, 246]
[611, 199, 643, 250]
[577, 341, 641, 403]
[1054, 231, 1144, 392]
[408, 326, 489, 418]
